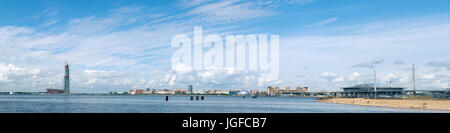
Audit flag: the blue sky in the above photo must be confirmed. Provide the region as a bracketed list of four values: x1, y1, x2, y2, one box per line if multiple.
[0, 0, 448, 92]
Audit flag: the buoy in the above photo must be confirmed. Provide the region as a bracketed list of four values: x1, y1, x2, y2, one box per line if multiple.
[243, 96, 246, 99]
[196, 96, 199, 100]
[201, 96, 204, 100]
[190, 96, 194, 101]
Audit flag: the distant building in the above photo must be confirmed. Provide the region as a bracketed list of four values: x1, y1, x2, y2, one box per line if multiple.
[143, 88, 154, 94]
[174, 89, 186, 94]
[129, 89, 135, 94]
[267, 86, 279, 96]
[46, 88, 64, 94]
[205, 89, 228, 95]
[296, 86, 308, 92]
[267, 86, 273, 96]
[129, 89, 145, 95]
[155, 89, 174, 95]
[285, 86, 290, 91]
[228, 90, 240, 95]
[251, 90, 266, 96]
[237, 90, 250, 95]
[135, 89, 144, 94]
[267, 86, 309, 96]
[187, 85, 193, 94]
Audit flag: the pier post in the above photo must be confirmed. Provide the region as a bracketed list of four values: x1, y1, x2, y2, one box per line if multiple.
[201, 96, 204, 100]
[196, 96, 199, 100]
[166, 96, 168, 101]
[190, 96, 193, 100]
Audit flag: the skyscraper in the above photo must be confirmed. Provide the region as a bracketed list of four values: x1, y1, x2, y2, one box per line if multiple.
[64, 61, 70, 94]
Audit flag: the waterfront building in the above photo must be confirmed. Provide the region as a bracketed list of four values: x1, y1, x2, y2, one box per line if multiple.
[187, 85, 193, 94]
[129, 89, 144, 95]
[267, 86, 309, 96]
[174, 89, 186, 94]
[267, 86, 272, 96]
[135, 89, 144, 94]
[228, 90, 240, 95]
[296, 86, 308, 92]
[194, 90, 206, 94]
[156, 89, 174, 94]
[47, 88, 65, 94]
[285, 86, 290, 91]
[143, 88, 154, 94]
[267, 86, 280, 96]
[203, 89, 228, 95]
[251, 90, 267, 96]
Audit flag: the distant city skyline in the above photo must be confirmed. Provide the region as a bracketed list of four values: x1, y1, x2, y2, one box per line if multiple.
[0, 0, 448, 93]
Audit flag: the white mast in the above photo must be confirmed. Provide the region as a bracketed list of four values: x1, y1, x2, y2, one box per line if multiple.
[373, 64, 377, 98]
[412, 64, 416, 96]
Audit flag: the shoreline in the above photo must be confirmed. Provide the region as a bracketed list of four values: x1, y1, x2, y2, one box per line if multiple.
[317, 97, 450, 111]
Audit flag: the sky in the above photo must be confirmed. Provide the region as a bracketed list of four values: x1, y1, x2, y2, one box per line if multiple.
[0, 0, 449, 93]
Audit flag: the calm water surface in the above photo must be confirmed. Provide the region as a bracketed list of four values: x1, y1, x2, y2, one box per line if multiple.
[0, 95, 448, 113]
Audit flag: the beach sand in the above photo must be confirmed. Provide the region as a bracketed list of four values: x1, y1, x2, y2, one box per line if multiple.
[318, 97, 450, 110]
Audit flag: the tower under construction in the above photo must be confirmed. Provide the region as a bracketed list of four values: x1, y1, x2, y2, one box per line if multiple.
[64, 61, 70, 94]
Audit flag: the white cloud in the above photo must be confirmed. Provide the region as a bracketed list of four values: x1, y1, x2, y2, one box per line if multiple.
[431, 80, 449, 89]
[186, 0, 275, 23]
[321, 72, 336, 77]
[320, 72, 338, 81]
[332, 76, 344, 82]
[421, 74, 435, 79]
[393, 59, 405, 65]
[0, 63, 42, 91]
[286, 0, 316, 4]
[172, 63, 193, 74]
[383, 73, 398, 81]
[179, 0, 214, 7]
[306, 17, 339, 27]
[347, 72, 360, 81]
[156, 66, 273, 89]
[400, 76, 409, 83]
[354, 58, 384, 68]
[426, 60, 450, 71]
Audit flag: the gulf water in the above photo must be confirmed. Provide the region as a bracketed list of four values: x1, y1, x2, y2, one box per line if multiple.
[0, 95, 448, 113]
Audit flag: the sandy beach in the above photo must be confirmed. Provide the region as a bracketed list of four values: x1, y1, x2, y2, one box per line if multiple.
[318, 98, 450, 111]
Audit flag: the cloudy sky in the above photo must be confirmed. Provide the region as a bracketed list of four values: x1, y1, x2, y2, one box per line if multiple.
[0, 0, 448, 92]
